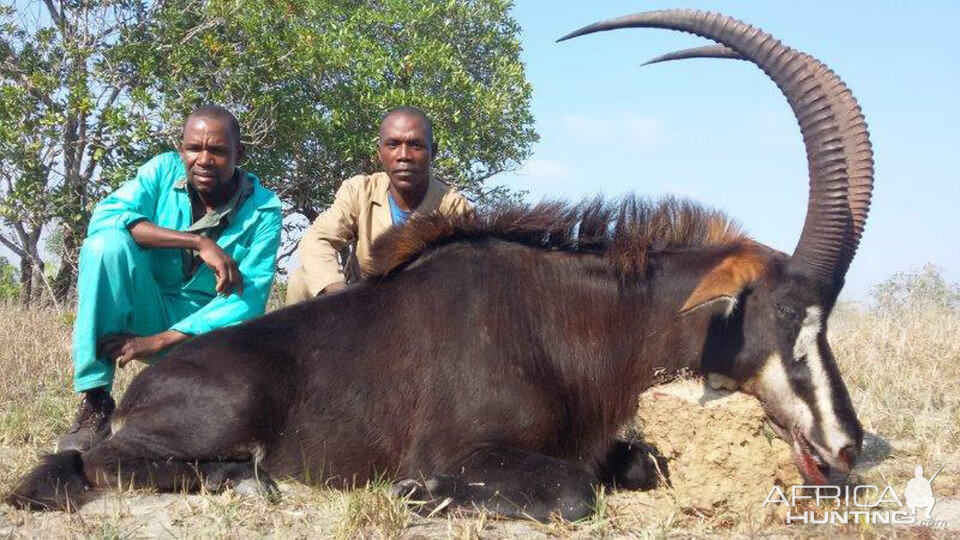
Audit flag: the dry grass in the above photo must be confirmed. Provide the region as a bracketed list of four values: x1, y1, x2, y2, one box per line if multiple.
[336, 482, 410, 539]
[832, 302, 960, 489]
[0, 267, 958, 538]
[829, 265, 960, 503]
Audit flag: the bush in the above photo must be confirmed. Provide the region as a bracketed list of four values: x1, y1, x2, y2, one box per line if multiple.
[0, 257, 19, 302]
[870, 263, 959, 315]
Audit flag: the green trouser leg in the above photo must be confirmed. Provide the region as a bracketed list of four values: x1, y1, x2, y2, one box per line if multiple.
[71, 229, 176, 393]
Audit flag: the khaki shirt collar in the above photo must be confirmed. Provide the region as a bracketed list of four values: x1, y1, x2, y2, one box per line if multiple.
[372, 172, 446, 214]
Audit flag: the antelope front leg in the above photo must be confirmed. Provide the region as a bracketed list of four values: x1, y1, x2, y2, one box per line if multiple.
[597, 439, 668, 491]
[392, 446, 597, 522]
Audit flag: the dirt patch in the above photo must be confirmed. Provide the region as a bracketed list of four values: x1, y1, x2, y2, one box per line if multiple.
[611, 379, 958, 535]
[606, 379, 798, 532]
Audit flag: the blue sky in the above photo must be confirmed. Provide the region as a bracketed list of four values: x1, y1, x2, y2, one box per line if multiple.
[498, 1, 960, 300]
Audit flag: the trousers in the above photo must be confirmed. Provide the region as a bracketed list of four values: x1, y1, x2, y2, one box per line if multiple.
[71, 229, 199, 393]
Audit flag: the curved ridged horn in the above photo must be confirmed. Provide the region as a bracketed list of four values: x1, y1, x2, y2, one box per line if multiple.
[643, 44, 743, 65]
[559, 10, 874, 292]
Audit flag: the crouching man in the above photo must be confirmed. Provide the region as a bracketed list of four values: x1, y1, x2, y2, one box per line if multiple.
[59, 105, 282, 452]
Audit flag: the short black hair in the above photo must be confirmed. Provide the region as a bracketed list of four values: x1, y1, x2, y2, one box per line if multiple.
[380, 106, 434, 146]
[184, 104, 242, 147]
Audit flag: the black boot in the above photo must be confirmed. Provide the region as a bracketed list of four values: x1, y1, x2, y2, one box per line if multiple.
[56, 388, 116, 452]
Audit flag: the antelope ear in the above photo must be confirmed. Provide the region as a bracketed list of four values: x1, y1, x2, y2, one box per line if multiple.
[679, 248, 767, 315]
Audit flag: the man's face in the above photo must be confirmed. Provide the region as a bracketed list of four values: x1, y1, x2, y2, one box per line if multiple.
[378, 114, 433, 192]
[179, 116, 241, 196]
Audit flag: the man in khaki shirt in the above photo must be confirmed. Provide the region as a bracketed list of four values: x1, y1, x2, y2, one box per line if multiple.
[286, 107, 471, 304]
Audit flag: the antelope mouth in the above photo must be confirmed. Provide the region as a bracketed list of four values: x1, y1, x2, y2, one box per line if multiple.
[792, 428, 830, 485]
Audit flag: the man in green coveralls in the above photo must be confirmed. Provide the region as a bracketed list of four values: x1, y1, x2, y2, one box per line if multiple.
[58, 105, 282, 452]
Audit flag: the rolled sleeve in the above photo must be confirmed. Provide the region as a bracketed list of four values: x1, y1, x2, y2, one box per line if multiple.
[170, 209, 282, 335]
[296, 178, 361, 295]
[87, 153, 175, 236]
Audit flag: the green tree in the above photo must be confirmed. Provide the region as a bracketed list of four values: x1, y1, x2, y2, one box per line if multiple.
[1, 0, 536, 298]
[0, 255, 19, 301]
[128, 0, 537, 258]
[0, 1, 170, 303]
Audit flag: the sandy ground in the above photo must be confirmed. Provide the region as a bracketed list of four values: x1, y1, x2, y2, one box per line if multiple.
[2, 379, 957, 538]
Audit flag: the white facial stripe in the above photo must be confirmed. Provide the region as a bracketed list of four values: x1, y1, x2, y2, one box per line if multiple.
[752, 352, 813, 431]
[795, 306, 852, 459]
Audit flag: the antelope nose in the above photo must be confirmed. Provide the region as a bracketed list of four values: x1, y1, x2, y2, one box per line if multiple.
[838, 444, 859, 470]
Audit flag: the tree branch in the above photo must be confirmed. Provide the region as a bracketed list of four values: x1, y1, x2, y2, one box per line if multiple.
[0, 231, 28, 259]
[0, 58, 58, 109]
[276, 243, 297, 266]
[42, 0, 64, 30]
[93, 0, 168, 46]
[81, 85, 122, 182]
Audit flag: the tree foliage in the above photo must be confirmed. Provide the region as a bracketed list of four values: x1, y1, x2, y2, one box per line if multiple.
[127, 0, 537, 224]
[0, 1, 170, 302]
[0, 255, 19, 301]
[0, 0, 536, 301]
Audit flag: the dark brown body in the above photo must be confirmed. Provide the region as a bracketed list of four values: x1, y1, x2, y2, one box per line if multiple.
[9, 200, 780, 519]
[120, 219, 762, 484]
[252, 238, 768, 483]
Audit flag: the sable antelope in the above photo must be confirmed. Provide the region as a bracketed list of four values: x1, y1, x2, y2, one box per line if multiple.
[8, 9, 872, 521]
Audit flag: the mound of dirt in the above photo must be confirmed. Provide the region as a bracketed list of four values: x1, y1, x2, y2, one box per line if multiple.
[609, 379, 799, 530]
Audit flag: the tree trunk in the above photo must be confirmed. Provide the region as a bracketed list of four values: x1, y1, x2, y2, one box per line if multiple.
[52, 47, 90, 302]
[52, 225, 81, 301]
[18, 257, 33, 306]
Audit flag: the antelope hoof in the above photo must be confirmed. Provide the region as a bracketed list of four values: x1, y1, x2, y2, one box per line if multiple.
[233, 476, 280, 501]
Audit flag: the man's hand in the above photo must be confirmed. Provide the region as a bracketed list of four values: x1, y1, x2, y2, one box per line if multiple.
[197, 236, 244, 295]
[98, 330, 190, 367]
[321, 281, 347, 295]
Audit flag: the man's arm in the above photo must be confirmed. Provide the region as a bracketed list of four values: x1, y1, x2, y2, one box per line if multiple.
[89, 153, 243, 363]
[99, 330, 190, 367]
[169, 208, 283, 335]
[87, 153, 172, 236]
[297, 177, 362, 296]
[102, 209, 282, 366]
[127, 220, 242, 295]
